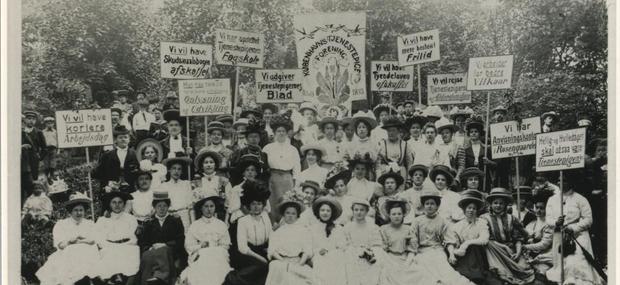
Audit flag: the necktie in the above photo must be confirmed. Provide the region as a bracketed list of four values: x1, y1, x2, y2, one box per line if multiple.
[142, 112, 146, 122]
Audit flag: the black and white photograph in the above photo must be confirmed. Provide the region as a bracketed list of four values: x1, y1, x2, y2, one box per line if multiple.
[3, 0, 615, 284]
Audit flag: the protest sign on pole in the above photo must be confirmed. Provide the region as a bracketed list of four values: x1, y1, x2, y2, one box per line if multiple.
[466, 55, 514, 91]
[397, 29, 440, 66]
[466, 55, 514, 191]
[535, 128, 587, 172]
[490, 117, 542, 159]
[427, 73, 471, 105]
[214, 29, 264, 68]
[160, 42, 213, 79]
[255, 69, 304, 103]
[293, 12, 366, 114]
[370, 61, 414, 92]
[56, 109, 114, 219]
[179, 79, 232, 116]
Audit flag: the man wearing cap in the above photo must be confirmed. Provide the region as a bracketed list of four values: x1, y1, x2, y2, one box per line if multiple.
[106, 107, 137, 151]
[160, 109, 193, 159]
[541, 111, 558, 133]
[216, 114, 234, 147]
[93, 125, 140, 192]
[22, 110, 47, 201]
[491, 105, 507, 124]
[138, 192, 186, 285]
[162, 91, 179, 111]
[42, 116, 58, 176]
[133, 99, 156, 144]
[199, 121, 233, 169]
[402, 101, 415, 119]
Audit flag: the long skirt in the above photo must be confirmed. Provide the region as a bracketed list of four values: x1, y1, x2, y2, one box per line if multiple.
[312, 250, 347, 285]
[225, 243, 269, 285]
[414, 246, 475, 285]
[139, 246, 176, 285]
[453, 245, 489, 283]
[98, 243, 140, 279]
[179, 247, 231, 285]
[36, 244, 101, 285]
[375, 251, 429, 285]
[268, 170, 293, 222]
[265, 256, 313, 285]
[546, 231, 603, 285]
[485, 241, 535, 284]
[343, 247, 381, 285]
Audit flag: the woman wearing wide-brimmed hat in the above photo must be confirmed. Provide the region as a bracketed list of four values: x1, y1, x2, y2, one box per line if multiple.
[136, 138, 167, 190]
[445, 190, 492, 284]
[298, 143, 329, 188]
[191, 150, 232, 222]
[178, 193, 231, 285]
[462, 116, 496, 192]
[265, 199, 314, 285]
[95, 190, 140, 283]
[346, 154, 382, 204]
[342, 111, 380, 164]
[430, 165, 464, 223]
[371, 104, 397, 143]
[376, 116, 411, 180]
[309, 196, 347, 285]
[541, 111, 559, 133]
[199, 121, 234, 171]
[459, 167, 484, 192]
[374, 169, 405, 225]
[324, 167, 354, 225]
[262, 115, 301, 222]
[161, 155, 194, 231]
[317, 116, 342, 169]
[228, 154, 270, 225]
[36, 192, 101, 285]
[481, 187, 535, 284]
[434, 117, 464, 177]
[399, 164, 429, 223]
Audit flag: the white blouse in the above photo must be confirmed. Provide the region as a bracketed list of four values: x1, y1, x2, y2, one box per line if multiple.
[95, 212, 138, 247]
[53, 217, 97, 249]
[545, 191, 592, 234]
[297, 164, 329, 188]
[237, 212, 273, 255]
[128, 189, 153, 221]
[347, 177, 380, 202]
[263, 141, 301, 175]
[185, 216, 230, 255]
[318, 138, 342, 164]
[343, 137, 379, 162]
[161, 179, 193, 211]
[268, 222, 312, 258]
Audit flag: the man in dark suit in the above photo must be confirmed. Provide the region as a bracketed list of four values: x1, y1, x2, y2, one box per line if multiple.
[137, 192, 185, 285]
[160, 109, 193, 159]
[92, 125, 140, 192]
[22, 110, 47, 202]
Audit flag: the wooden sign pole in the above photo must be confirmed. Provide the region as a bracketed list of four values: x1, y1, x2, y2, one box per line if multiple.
[560, 170, 564, 285]
[515, 156, 520, 220]
[417, 64, 422, 106]
[233, 65, 240, 121]
[84, 147, 96, 220]
[482, 92, 491, 191]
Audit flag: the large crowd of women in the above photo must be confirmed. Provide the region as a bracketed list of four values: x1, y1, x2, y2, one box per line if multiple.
[25, 96, 606, 285]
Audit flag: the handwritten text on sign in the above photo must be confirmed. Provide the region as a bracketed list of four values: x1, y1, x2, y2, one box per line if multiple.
[179, 79, 231, 116]
[370, 61, 414, 91]
[535, 128, 586, 172]
[55, 109, 113, 148]
[160, 42, 213, 79]
[427, 73, 471, 105]
[255, 69, 304, 103]
[490, 117, 541, 159]
[397, 29, 440, 66]
[467, 55, 513, 90]
[215, 29, 264, 68]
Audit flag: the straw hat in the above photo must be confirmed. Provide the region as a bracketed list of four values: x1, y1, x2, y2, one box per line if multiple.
[435, 117, 458, 133]
[408, 164, 429, 178]
[541, 111, 559, 121]
[194, 192, 225, 217]
[194, 150, 223, 170]
[318, 117, 340, 130]
[492, 105, 507, 115]
[381, 116, 404, 130]
[207, 121, 226, 134]
[63, 192, 92, 211]
[429, 165, 455, 186]
[458, 190, 485, 210]
[300, 180, 322, 195]
[136, 138, 164, 162]
[299, 102, 318, 115]
[423, 105, 443, 119]
[459, 167, 484, 182]
[487, 187, 513, 203]
[312, 196, 343, 220]
[352, 111, 378, 129]
[152, 191, 171, 207]
[277, 198, 304, 216]
[233, 118, 250, 129]
[215, 114, 233, 124]
[380, 197, 411, 220]
[300, 143, 326, 158]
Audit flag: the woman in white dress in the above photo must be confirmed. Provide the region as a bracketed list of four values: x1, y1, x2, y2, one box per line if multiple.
[95, 191, 140, 283]
[297, 143, 329, 188]
[36, 192, 101, 285]
[161, 156, 194, 231]
[410, 123, 440, 169]
[343, 112, 379, 164]
[179, 193, 232, 285]
[192, 150, 232, 222]
[310, 196, 347, 285]
[126, 170, 154, 224]
[324, 168, 354, 225]
[136, 138, 167, 191]
[430, 165, 464, 223]
[265, 199, 314, 285]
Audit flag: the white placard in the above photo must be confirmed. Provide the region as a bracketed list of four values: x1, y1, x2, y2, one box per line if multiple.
[255, 69, 304, 103]
[179, 79, 231, 116]
[56, 109, 113, 148]
[370, 61, 414, 92]
[397, 29, 440, 66]
[160, 42, 213, 79]
[466, 55, 514, 90]
[427, 73, 471, 105]
[490, 117, 541, 159]
[215, 29, 264, 68]
[535, 128, 587, 172]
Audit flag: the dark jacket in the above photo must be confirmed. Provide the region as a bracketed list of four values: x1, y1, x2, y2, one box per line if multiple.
[22, 128, 47, 177]
[160, 135, 194, 159]
[138, 215, 185, 256]
[92, 147, 140, 189]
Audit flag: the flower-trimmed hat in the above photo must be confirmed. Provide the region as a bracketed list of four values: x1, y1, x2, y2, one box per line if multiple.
[236, 153, 265, 174]
[408, 164, 429, 178]
[240, 181, 271, 206]
[423, 105, 443, 120]
[459, 167, 484, 182]
[405, 115, 428, 129]
[324, 168, 352, 190]
[312, 196, 343, 220]
[299, 102, 318, 115]
[465, 116, 485, 134]
[486, 187, 513, 203]
[240, 108, 263, 119]
[458, 190, 485, 210]
[194, 150, 222, 171]
[381, 116, 404, 130]
[380, 197, 411, 220]
[63, 192, 92, 211]
[377, 169, 404, 188]
[348, 153, 374, 169]
[318, 117, 340, 130]
[300, 180, 322, 195]
[429, 165, 455, 186]
[449, 106, 474, 121]
[277, 198, 304, 216]
[269, 115, 294, 132]
[435, 117, 458, 133]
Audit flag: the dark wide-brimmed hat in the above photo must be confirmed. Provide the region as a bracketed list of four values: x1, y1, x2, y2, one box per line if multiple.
[152, 191, 171, 207]
[113, 125, 131, 136]
[163, 109, 186, 125]
[262, 103, 279, 113]
[512, 186, 533, 200]
[324, 169, 352, 190]
[240, 181, 271, 206]
[340, 117, 354, 128]
[240, 108, 263, 119]
[459, 167, 484, 182]
[465, 116, 485, 134]
[318, 117, 340, 130]
[236, 153, 265, 174]
[63, 192, 92, 211]
[458, 190, 485, 210]
[487, 187, 513, 203]
[429, 165, 455, 186]
[269, 115, 293, 132]
[216, 114, 234, 124]
[377, 170, 404, 188]
[300, 180, 322, 195]
[136, 138, 164, 162]
[348, 153, 374, 169]
[135, 169, 154, 180]
[373, 104, 396, 118]
[380, 197, 411, 220]
[381, 116, 404, 130]
[312, 196, 343, 220]
[102, 190, 133, 211]
[207, 121, 226, 134]
[245, 119, 266, 135]
[194, 150, 222, 171]
[531, 189, 555, 204]
[352, 111, 378, 129]
[162, 155, 192, 169]
[278, 198, 304, 216]
[405, 115, 428, 129]
[194, 192, 225, 216]
[408, 164, 429, 178]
